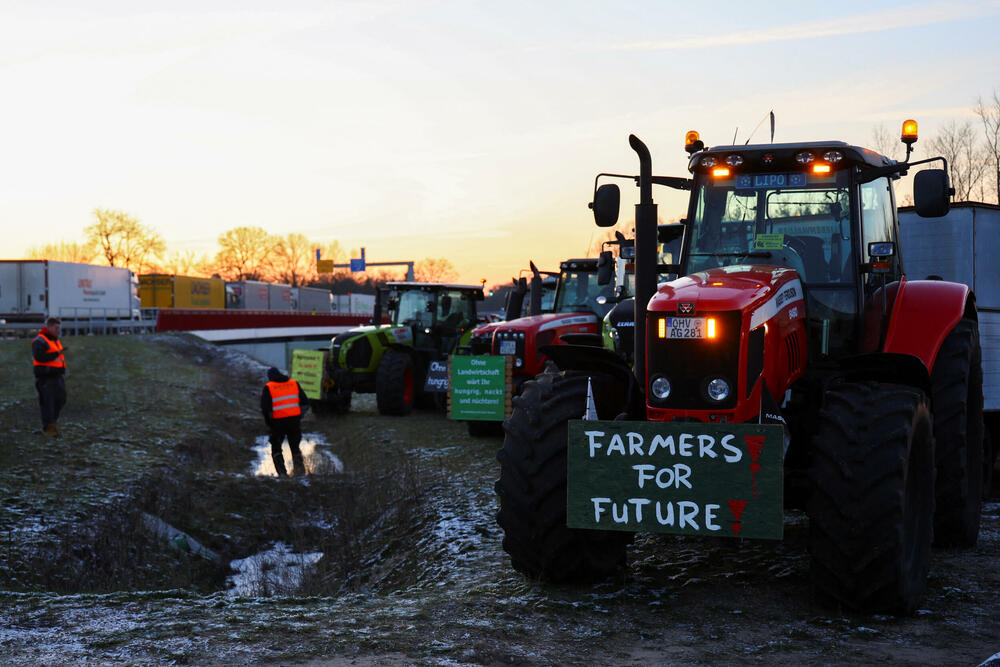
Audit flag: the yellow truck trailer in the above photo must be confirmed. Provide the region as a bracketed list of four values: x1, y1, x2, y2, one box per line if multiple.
[139, 274, 226, 309]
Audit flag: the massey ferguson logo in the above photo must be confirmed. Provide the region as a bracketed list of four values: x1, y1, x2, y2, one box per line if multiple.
[678, 302, 695, 315]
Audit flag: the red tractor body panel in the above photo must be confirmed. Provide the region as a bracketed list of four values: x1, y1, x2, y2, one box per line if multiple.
[882, 277, 971, 372]
[470, 312, 600, 378]
[646, 266, 807, 423]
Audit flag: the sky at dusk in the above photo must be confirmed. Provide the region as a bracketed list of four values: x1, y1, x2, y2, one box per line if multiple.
[2, 0, 999, 286]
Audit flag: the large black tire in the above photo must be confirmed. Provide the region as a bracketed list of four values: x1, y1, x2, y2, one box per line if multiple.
[495, 370, 633, 583]
[376, 350, 416, 416]
[930, 317, 984, 547]
[808, 381, 934, 614]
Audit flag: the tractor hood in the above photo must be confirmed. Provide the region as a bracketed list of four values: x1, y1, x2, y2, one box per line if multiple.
[474, 311, 598, 336]
[649, 265, 803, 323]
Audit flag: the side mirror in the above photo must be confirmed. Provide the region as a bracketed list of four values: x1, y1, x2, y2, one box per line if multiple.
[590, 183, 620, 227]
[913, 169, 951, 218]
[657, 223, 685, 244]
[597, 250, 613, 286]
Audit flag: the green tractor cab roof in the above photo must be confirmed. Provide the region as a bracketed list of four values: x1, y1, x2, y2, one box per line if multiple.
[386, 282, 485, 298]
[560, 258, 598, 271]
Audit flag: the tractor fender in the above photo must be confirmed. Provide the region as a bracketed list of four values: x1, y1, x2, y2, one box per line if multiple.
[882, 279, 973, 374]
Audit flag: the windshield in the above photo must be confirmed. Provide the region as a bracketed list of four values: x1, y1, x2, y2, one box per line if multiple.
[554, 269, 614, 316]
[393, 289, 433, 327]
[685, 170, 852, 283]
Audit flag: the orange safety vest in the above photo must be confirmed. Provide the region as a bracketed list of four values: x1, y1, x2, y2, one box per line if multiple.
[33, 330, 65, 369]
[267, 379, 302, 419]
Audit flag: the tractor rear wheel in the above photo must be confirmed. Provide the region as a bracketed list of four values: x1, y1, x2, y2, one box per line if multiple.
[931, 317, 984, 546]
[807, 381, 934, 614]
[376, 350, 416, 416]
[495, 370, 632, 582]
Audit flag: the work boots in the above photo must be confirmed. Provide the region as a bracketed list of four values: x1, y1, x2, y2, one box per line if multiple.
[291, 450, 306, 477]
[271, 452, 288, 477]
[43, 424, 58, 436]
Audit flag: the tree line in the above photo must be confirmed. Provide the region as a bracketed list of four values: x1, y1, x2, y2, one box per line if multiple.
[26, 214, 458, 290]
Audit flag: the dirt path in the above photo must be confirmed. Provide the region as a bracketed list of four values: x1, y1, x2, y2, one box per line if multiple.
[1, 335, 998, 665]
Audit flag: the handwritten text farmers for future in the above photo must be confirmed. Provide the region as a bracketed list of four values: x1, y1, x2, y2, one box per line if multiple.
[582, 429, 744, 532]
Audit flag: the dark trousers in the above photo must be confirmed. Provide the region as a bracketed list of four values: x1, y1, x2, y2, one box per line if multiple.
[36, 375, 66, 427]
[269, 417, 303, 475]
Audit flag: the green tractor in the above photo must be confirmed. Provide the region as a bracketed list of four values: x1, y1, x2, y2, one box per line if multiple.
[324, 281, 484, 414]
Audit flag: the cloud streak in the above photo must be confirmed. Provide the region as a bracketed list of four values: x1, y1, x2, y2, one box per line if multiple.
[606, 1, 1000, 52]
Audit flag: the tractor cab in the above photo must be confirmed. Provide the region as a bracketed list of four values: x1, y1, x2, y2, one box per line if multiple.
[680, 141, 910, 364]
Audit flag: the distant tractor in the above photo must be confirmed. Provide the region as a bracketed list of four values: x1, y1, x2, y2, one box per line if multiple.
[325, 282, 484, 414]
[463, 257, 617, 435]
[495, 122, 984, 613]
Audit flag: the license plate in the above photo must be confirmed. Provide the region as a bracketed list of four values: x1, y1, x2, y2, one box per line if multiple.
[499, 340, 517, 355]
[665, 317, 706, 339]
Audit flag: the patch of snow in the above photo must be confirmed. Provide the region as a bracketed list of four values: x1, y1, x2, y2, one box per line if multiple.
[226, 542, 324, 598]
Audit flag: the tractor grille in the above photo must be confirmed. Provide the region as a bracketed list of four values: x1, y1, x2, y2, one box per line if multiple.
[647, 311, 741, 410]
[784, 330, 801, 377]
[492, 329, 526, 370]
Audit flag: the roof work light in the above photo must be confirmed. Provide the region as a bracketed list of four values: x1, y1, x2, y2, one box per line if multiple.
[685, 130, 704, 154]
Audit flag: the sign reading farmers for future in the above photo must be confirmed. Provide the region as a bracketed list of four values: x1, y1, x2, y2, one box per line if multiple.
[566, 421, 784, 539]
[449, 355, 509, 421]
[290, 349, 326, 400]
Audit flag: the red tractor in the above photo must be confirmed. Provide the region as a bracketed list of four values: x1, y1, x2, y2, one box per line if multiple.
[495, 122, 984, 613]
[464, 257, 617, 435]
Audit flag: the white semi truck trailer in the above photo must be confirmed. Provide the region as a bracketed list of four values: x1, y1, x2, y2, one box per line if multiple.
[0, 260, 140, 322]
[899, 201, 1000, 488]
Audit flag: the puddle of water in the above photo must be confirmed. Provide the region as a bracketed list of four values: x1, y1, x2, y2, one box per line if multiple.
[226, 542, 324, 598]
[251, 433, 344, 477]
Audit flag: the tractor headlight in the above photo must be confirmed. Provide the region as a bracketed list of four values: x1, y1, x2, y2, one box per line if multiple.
[705, 377, 731, 402]
[650, 375, 672, 400]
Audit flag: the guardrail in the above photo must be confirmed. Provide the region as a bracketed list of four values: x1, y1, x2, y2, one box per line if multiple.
[0, 308, 159, 338]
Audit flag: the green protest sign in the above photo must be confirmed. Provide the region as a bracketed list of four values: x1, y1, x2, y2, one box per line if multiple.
[290, 349, 326, 400]
[567, 420, 784, 539]
[449, 355, 510, 421]
[752, 233, 785, 250]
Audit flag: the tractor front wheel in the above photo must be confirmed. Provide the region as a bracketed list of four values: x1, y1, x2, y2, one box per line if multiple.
[495, 369, 632, 582]
[376, 350, 416, 416]
[808, 381, 934, 614]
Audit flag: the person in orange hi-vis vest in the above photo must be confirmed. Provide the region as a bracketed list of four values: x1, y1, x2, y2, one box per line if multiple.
[32, 316, 67, 436]
[261, 367, 310, 476]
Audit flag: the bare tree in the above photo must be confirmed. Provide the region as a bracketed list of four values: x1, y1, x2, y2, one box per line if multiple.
[151, 250, 213, 277]
[272, 233, 317, 286]
[871, 122, 903, 160]
[85, 209, 165, 273]
[974, 89, 1000, 204]
[25, 240, 98, 264]
[927, 120, 989, 202]
[212, 226, 278, 281]
[414, 258, 458, 283]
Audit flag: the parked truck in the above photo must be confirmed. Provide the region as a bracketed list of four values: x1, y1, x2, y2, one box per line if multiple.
[292, 286, 333, 313]
[899, 201, 1000, 489]
[138, 274, 226, 309]
[0, 260, 140, 321]
[225, 281, 272, 310]
[495, 122, 983, 613]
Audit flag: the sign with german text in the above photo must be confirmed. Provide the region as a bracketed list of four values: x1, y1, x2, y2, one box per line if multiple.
[448, 355, 509, 421]
[567, 420, 784, 539]
[290, 349, 326, 400]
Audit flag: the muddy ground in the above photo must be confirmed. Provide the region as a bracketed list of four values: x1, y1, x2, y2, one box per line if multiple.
[0, 333, 998, 665]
